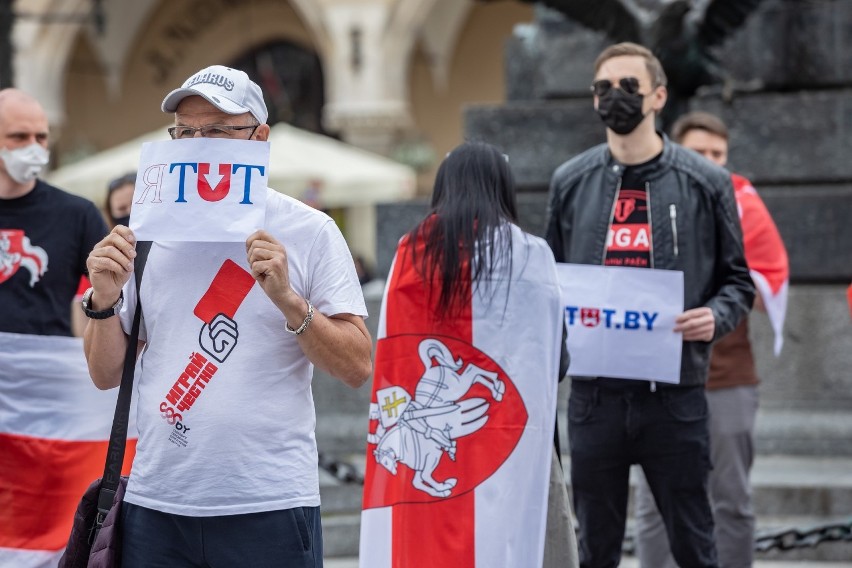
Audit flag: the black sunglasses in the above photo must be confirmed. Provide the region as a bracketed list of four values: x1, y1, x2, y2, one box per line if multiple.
[590, 77, 641, 97]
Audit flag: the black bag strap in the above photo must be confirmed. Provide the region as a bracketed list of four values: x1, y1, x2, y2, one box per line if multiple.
[95, 241, 152, 516]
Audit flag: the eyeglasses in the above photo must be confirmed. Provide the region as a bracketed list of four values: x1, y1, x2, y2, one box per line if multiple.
[590, 77, 642, 97]
[167, 124, 259, 140]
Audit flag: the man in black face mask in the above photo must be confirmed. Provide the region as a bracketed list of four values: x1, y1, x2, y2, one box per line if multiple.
[545, 43, 755, 568]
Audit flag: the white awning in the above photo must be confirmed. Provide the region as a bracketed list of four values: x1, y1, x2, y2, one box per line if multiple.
[45, 124, 416, 209]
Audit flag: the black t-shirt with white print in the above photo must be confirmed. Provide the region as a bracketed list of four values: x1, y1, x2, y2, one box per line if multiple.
[605, 154, 662, 269]
[0, 180, 108, 336]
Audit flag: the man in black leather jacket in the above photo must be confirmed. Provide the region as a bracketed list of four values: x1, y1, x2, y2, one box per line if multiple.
[545, 43, 754, 568]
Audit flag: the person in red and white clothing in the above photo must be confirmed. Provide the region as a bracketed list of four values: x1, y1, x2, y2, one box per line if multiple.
[634, 111, 789, 568]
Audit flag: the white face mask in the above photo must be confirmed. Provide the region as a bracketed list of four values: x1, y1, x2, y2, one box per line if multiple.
[0, 143, 50, 184]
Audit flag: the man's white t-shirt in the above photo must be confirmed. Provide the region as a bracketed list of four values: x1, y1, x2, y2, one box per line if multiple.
[118, 188, 367, 516]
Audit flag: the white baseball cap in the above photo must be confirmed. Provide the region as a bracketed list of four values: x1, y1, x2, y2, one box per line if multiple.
[161, 65, 268, 124]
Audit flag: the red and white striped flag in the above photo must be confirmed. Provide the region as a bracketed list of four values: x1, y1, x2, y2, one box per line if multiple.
[360, 226, 561, 568]
[0, 332, 136, 568]
[732, 174, 790, 355]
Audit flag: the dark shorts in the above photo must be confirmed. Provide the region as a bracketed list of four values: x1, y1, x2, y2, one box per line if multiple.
[120, 502, 323, 568]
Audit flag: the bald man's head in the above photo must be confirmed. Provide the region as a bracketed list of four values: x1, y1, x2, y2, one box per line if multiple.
[0, 88, 49, 146]
[0, 89, 50, 191]
[0, 88, 46, 121]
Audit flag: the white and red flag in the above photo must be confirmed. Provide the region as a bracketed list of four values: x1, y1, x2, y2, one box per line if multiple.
[360, 225, 562, 568]
[0, 332, 136, 567]
[732, 174, 790, 354]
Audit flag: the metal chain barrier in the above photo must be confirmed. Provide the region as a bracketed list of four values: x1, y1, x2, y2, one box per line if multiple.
[318, 452, 364, 485]
[754, 519, 852, 553]
[316, 457, 852, 557]
[621, 518, 852, 556]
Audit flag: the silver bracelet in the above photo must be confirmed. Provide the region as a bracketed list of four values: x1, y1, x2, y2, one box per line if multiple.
[285, 300, 314, 335]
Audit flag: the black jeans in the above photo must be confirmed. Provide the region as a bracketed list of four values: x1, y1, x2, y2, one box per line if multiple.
[568, 380, 718, 568]
[120, 502, 323, 567]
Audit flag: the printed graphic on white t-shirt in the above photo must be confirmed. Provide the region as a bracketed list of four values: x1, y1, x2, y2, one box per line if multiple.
[159, 259, 256, 447]
[118, 188, 368, 517]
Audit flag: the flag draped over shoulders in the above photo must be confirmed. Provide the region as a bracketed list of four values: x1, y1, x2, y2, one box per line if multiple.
[731, 174, 789, 355]
[360, 223, 562, 568]
[0, 332, 136, 568]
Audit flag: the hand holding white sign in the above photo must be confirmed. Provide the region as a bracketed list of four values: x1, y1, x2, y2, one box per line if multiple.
[674, 307, 715, 341]
[556, 263, 684, 383]
[246, 229, 292, 306]
[130, 138, 269, 242]
[85, 225, 137, 308]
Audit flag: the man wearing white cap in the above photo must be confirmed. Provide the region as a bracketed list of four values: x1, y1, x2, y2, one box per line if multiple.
[83, 65, 373, 567]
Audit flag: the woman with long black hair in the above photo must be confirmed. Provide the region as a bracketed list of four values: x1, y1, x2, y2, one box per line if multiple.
[360, 141, 578, 568]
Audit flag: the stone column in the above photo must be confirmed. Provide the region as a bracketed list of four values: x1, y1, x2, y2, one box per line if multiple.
[321, 1, 418, 155]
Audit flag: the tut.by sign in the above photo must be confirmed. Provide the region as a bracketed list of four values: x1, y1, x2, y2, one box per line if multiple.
[130, 138, 270, 242]
[556, 263, 684, 384]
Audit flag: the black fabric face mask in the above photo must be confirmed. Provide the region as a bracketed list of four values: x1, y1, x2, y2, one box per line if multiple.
[596, 89, 647, 135]
[113, 215, 130, 227]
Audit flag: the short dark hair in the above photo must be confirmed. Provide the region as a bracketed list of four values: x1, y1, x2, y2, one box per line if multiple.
[670, 111, 729, 143]
[594, 42, 667, 88]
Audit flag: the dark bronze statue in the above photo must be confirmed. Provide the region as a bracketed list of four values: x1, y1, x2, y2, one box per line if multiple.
[491, 0, 765, 125]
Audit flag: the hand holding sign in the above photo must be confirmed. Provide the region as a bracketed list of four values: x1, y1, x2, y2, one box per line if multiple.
[556, 264, 684, 383]
[674, 307, 715, 341]
[85, 226, 137, 308]
[246, 229, 299, 313]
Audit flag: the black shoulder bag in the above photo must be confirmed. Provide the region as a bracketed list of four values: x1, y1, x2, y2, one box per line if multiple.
[59, 241, 152, 568]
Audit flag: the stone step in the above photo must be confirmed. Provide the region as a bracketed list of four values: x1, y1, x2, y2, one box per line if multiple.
[316, 405, 852, 459]
[555, 392, 852, 461]
[316, 382, 852, 459]
[320, 402, 852, 459]
[321, 514, 361, 559]
[319, 454, 852, 517]
[315, 411, 368, 455]
[320, 513, 852, 562]
[319, 478, 363, 515]
[317, 454, 852, 560]
[749, 456, 852, 518]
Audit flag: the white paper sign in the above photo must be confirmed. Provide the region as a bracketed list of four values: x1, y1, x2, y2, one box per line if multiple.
[556, 263, 684, 383]
[130, 138, 269, 242]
